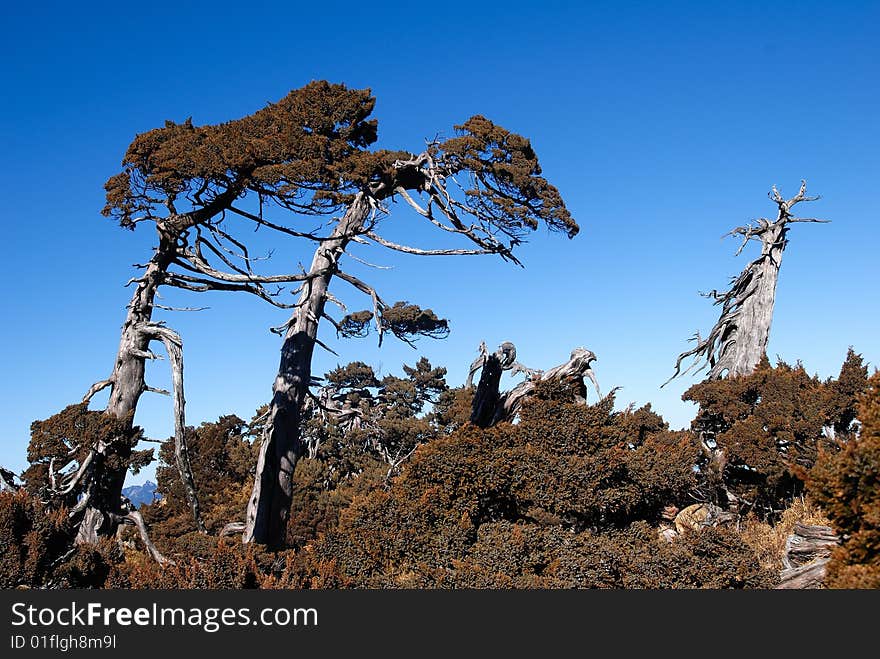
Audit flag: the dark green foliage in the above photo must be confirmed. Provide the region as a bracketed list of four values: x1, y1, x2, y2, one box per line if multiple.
[326, 361, 380, 390]
[433, 386, 474, 434]
[337, 311, 374, 338]
[287, 358, 450, 547]
[809, 370, 880, 588]
[684, 351, 868, 517]
[379, 302, 449, 344]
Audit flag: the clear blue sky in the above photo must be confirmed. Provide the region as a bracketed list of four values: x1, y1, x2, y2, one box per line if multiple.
[1, 1, 877, 484]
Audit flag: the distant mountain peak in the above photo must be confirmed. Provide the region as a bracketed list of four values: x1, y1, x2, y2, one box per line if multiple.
[122, 481, 160, 508]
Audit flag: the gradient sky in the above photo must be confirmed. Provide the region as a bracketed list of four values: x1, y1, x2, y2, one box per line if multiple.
[1, 1, 877, 484]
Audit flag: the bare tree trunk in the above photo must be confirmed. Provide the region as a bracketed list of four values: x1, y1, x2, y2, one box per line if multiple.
[243, 194, 372, 546]
[713, 222, 785, 378]
[777, 523, 838, 589]
[469, 343, 599, 427]
[470, 352, 504, 427]
[77, 230, 205, 545]
[666, 181, 825, 383]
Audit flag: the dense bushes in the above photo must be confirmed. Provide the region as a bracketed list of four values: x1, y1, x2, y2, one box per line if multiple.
[143, 414, 257, 546]
[0, 490, 72, 588]
[5, 350, 876, 590]
[0, 490, 115, 588]
[293, 379, 775, 588]
[810, 371, 880, 588]
[684, 350, 867, 517]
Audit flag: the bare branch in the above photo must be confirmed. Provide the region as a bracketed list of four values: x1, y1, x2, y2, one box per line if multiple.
[393, 186, 431, 217]
[313, 336, 340, 357]
[153, 303, 210, 312]
[323, 290, 347, 312]
[116, 510, 173, 565]
[165, 273, 298, 309]
[82, 378, 114, 403]
[174, 248, 322, 285]
[138, 321, 206, 533]
[228, 205, 361, 242]
[335, 270, 392, 346]
[366, 231, 493, 257]
[342, 247, 393, 269]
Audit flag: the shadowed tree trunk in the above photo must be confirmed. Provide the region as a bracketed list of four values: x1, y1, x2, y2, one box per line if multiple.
[243, 114, 579, 547]
[468, 343, 600, 427]
[666, 180, 826, 383]
[244, 195, 372, 545]
[61, 82, 383, 552]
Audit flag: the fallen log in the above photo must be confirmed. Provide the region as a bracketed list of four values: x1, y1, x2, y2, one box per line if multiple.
[776, 523, 839, 589]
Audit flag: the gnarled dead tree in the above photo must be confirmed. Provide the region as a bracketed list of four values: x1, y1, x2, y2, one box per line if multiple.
[468, 343, 599, 427]
[244, 114, 578, 546]
[666, 180, 826, 383]
[0, 467, 20, 492]
[60, 82, 380, 548]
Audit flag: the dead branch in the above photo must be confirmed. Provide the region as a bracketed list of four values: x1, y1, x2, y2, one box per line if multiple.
[0, 467, 20, 491]
[82, 378, 114, 403]
[138, 322, 206, 533]
[469, 343, 598, 427]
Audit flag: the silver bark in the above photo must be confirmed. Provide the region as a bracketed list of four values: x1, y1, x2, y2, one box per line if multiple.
[667, 181, 826, 383]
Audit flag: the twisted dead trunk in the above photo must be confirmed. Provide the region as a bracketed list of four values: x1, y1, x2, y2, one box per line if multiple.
[666, 181, 825, 383]
[77, 227, 204, 547]
[711, 222, 786, 378]
[243, 194, 372, 546]
[469, 343, 599, 427]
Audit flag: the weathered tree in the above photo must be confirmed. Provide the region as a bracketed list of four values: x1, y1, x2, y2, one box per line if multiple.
[467, 342, 600, 427]
[53, 82, 380, 548]
[666, 181, 826, 383]
[244, 114, 578, 546]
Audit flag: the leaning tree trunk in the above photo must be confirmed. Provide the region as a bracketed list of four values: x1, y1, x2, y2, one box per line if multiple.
[666, 181, 824, 383]
[709, 222, 785, 379]
[77, 229, 204, 545]
[243, 194, 372, 546]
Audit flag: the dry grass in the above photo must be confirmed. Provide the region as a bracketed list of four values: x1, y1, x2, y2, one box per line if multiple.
[739, 497, 832, 571]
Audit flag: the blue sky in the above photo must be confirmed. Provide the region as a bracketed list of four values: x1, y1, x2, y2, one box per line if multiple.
[1, 1, 877, 484]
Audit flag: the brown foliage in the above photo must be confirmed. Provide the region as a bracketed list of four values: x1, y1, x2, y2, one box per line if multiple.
[107, 538, 282, 589]
[291, 380, 774, 588]
[684, 350, 867, 517]
[24, 404, 148, 507]
[440, 115, 577, 239]
[143, 414, 257, 544]
[287, 358, 449, 547]
[0, 490, 73, 588]
[809, 371, 880, 588]
[103, 81, 379, 226]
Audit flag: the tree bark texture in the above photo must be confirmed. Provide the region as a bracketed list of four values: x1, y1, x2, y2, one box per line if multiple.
[667, 181, 824, 383]
[776, 523, 838, 589]
[77, 227, 204, 547]
[469, 344, 599, 427]
[243, 194, 372, 546]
